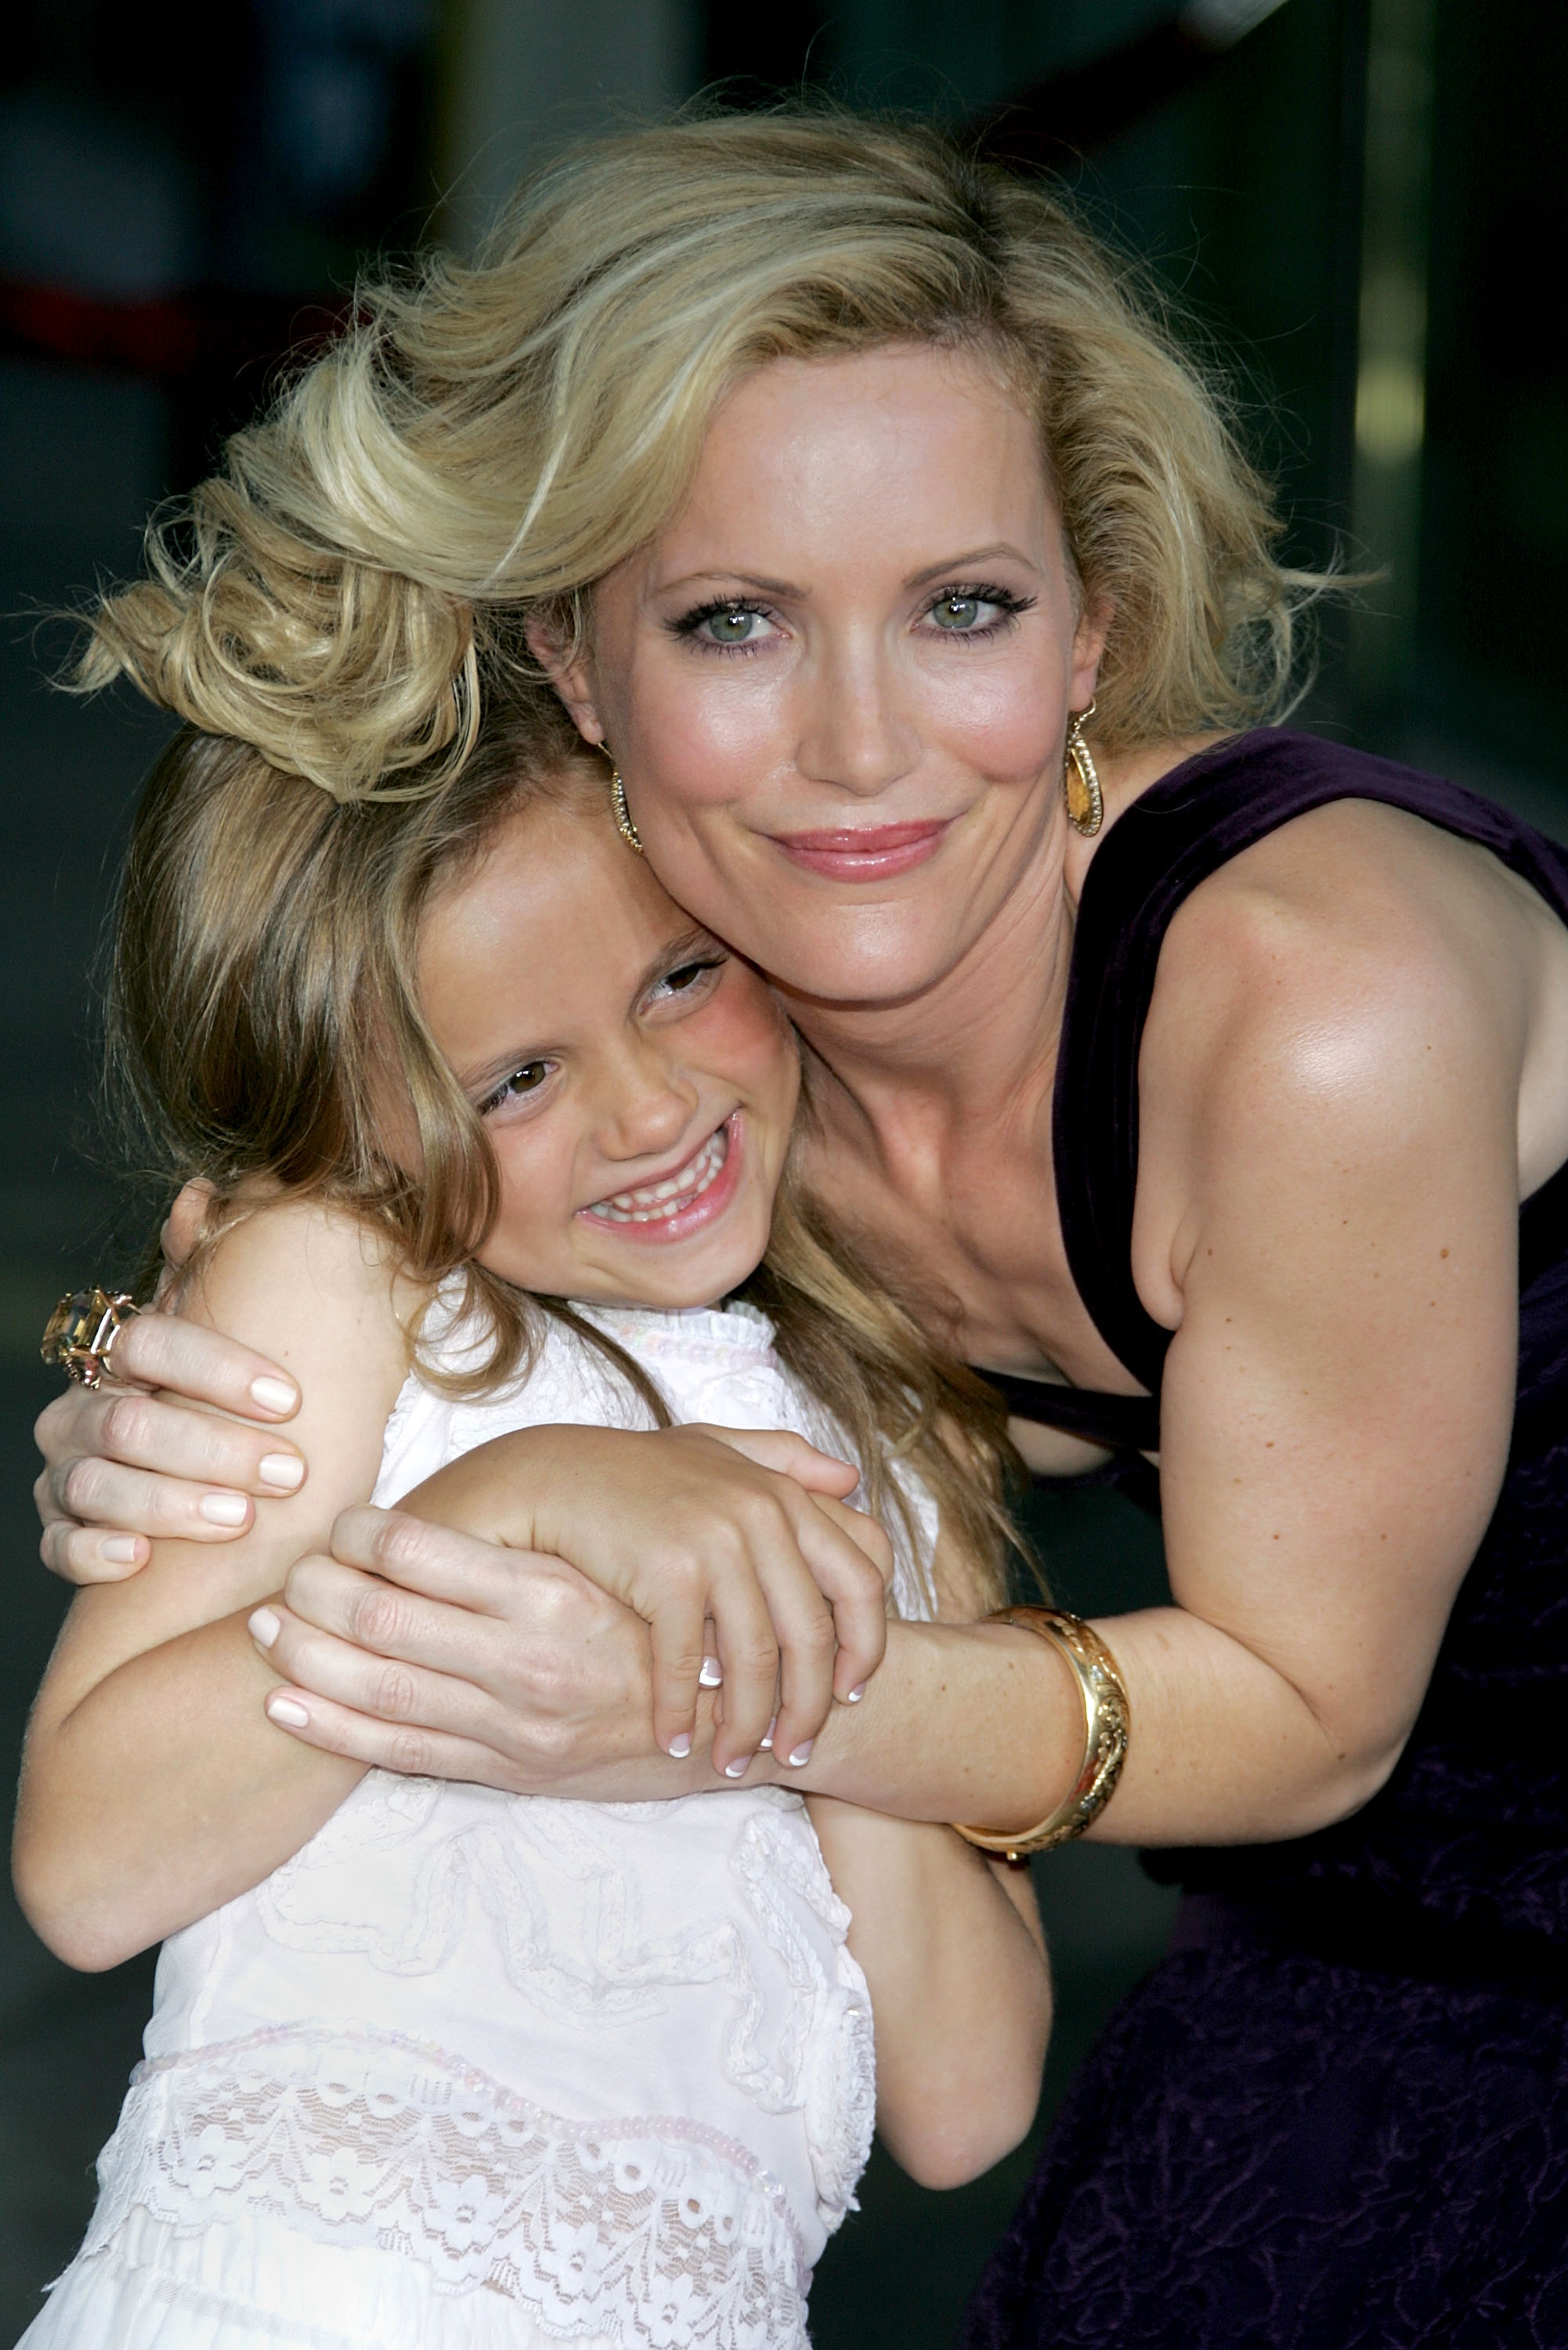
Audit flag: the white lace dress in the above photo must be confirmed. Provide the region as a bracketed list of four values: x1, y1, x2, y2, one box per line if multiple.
[23, 1298, 934, 2350]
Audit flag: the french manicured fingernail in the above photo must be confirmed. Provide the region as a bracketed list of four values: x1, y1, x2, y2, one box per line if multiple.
[846, 1683, 867, 1704]
[249, 1607, 281, 1649]
[258, 1453, 305, 1491]
[199, 1492, 249, 1527]
[100, 1536, 141, 1566]
[786, 1740, 815, 1768]
[724, 1756, 752, 1778]
[266, 1694, 309, 1728]
[250, 1376, 298, 1415]
[698, 1657, 724, 1689]
[667, 1732, 692, 1759]
[759, 1715, 777, 1752]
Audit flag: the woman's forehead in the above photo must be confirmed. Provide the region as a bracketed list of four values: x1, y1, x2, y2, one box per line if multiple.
[638, 343, 1056, 587]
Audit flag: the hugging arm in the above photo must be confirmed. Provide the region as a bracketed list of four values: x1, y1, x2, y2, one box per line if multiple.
[32, 870, 1523, 1856]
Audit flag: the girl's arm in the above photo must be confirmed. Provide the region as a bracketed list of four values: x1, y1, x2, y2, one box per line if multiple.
[13, 1201, 413, 1971]
[805, 1800, 1048, 2187]
[800, 1524, 1050, 2191]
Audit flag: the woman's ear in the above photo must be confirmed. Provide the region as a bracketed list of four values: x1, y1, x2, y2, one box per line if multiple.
[1069, 593, 1113, 708]
[523, 617, 607, 748]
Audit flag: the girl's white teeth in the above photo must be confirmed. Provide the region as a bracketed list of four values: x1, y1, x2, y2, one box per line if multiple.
[588, 1126, 728, 1224]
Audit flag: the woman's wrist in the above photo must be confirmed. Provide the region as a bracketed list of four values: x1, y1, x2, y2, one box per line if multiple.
[773, 1617, 1084, 1826]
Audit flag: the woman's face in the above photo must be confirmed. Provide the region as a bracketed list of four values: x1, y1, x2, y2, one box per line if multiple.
[552, 342, 1107, 1009]
[415, 795, 800, 1311]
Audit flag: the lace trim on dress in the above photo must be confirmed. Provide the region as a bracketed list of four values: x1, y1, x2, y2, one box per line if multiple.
[82, 2026, 812, 2350]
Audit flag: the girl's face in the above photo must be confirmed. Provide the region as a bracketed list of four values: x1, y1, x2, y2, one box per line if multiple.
[547, 342, 1107, 1010]
[416, 794, 800, 1310]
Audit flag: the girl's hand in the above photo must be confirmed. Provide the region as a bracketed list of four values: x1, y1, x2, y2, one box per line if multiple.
[34, 1313, 308, 1582]
[334, 1423, 894, 1773]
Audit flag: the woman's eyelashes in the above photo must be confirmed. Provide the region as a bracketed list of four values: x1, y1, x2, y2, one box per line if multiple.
[919, 582, 1036, 638]
[667, 583, 1035, 654]
[668, 598, 779, 653]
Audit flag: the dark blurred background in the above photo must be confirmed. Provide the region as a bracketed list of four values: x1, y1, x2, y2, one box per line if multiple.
[0, 0, 1563, 2340]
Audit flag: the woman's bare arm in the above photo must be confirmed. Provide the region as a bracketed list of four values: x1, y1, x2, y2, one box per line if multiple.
[237, 826, 1535, 1856]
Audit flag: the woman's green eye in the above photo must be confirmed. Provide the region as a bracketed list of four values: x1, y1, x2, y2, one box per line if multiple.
[703, 607, 760, 644]
[930, 595, 983, 630]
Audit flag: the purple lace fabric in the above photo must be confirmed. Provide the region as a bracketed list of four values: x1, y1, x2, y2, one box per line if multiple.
[966, 736, 1568, 2345]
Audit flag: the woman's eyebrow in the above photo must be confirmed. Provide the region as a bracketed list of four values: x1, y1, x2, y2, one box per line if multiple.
[652, 568, 803, 599]
[905, 543, 1035, 588]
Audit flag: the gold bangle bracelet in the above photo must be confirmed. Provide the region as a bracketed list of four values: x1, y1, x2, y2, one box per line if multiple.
[952, 1607, 1130, 1863]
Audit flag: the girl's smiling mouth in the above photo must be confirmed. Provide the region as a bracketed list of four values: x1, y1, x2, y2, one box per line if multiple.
[581, 1112, 742, 1241]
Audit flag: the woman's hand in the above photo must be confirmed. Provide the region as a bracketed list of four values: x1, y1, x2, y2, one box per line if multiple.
[259, 1416, 894, 1777]
[34, 1312, 309, 1582]
[249, 1507, 681, 1794]
[406, 1421, 891, 1768]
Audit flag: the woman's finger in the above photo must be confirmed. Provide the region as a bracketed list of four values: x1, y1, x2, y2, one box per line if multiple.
[253, 1593, 508, 1736]
[642, 1593, 710, 1761]
[260, 1681, 526, 1788]
[37, 1386, 305, 1501]
[88, 1311, 301, 1422]
[325, 1506, 528, 1614]
[680, 1424, 860, 1496]
[38, 1454, 257, 1543]
[695, 1544, 782, 1775]
[787, 1491, 894, 1701]
[38, 1515, 149, 1583]
[161, 1177, 216, 1274]
[280, 1549, 515, 1679]
[735, 1513, 843, 1767]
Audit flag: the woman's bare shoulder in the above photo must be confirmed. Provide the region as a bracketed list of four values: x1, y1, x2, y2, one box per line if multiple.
[1153, 795, 1543, 1079]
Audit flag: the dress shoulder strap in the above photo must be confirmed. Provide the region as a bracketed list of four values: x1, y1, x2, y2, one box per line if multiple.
[1052, 727, 1568, 1405]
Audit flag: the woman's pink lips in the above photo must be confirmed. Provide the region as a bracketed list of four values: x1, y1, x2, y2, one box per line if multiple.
[577, 1113, 745, 1248]
[768, 820, 948, 880]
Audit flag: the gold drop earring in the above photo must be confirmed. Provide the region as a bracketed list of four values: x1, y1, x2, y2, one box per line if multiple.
[1062, 700, 1103, 838]
[603, 749, 645, 855]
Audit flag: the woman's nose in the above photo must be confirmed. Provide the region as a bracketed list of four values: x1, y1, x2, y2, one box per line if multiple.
[795, 636, 919, 799]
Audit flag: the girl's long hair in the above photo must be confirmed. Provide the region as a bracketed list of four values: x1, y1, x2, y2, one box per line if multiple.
[111, 689, 1024, 1610]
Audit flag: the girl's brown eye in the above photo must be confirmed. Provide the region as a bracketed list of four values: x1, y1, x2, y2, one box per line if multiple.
[649, 956, 724, 1005]
[483, 1062, 551, 1112]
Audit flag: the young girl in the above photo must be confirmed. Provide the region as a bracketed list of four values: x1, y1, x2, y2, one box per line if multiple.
[14, 685, 1049, 2348]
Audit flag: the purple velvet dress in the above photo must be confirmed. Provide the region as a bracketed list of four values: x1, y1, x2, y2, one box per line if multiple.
[965, 732, 1568, 2349]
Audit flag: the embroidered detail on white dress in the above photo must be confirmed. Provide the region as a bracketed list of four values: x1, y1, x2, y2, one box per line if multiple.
[83, 2028, 811, 2350]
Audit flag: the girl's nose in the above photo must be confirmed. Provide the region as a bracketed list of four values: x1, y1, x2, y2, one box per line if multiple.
[595, 1043, 699, 1163]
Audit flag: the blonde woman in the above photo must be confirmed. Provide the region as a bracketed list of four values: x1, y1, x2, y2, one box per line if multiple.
[38, 112, 1568, 2345]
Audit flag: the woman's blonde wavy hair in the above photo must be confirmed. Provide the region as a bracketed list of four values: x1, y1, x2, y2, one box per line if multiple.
[111, 686, 1024, 1612]
[77, 107, 1324, 799]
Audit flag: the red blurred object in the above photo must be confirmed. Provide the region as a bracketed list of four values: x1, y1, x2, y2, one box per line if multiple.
[0, 273, 348, 386]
